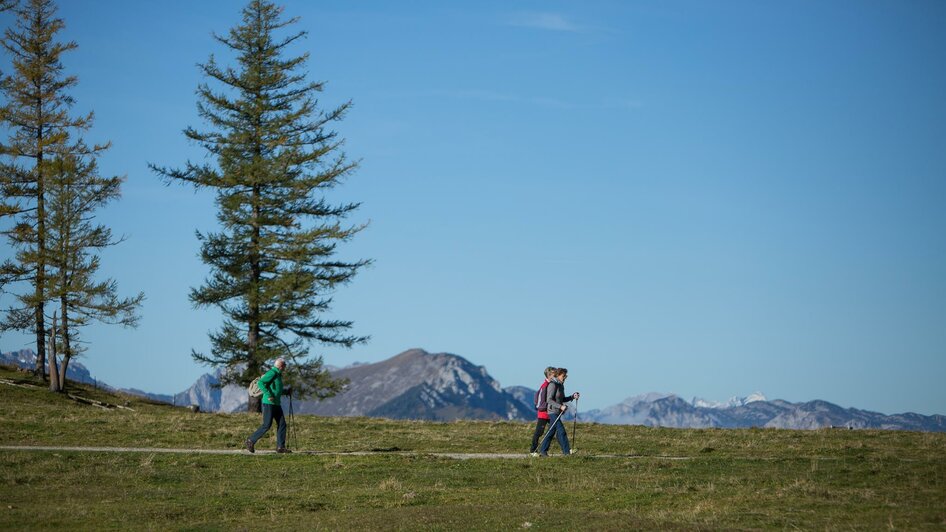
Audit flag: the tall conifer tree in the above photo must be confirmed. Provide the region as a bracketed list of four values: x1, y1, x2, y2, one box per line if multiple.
[45, 149, 143, 391]
[1, 0, 140, 388]
[0, 0, 88, 379]
[152, 0, 369, 408]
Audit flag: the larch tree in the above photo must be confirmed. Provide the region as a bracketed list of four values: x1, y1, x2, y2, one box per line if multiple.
[44, 148, 143, 392]
[0, 0, 140, 389]
[151, 0, 369, 411]
[0, 0, 88, 379]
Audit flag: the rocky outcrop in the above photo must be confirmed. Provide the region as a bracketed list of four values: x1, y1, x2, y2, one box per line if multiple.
[293, 349, 533, 421]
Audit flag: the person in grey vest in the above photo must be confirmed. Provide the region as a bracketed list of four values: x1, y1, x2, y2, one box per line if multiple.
[539, 367, 579, 456]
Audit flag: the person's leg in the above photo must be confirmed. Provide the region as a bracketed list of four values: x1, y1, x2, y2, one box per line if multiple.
[553, 418, 571, 455]
[274, 405, 287, 449]
[549, 416, 562, 452]
[249, 403, 274, 444]
[539, 414, 557, 455]
[530, 418, 548, 453]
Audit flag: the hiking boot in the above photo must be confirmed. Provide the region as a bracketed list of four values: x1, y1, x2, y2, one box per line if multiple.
[530, 452, 539, 457]
[244, 439, 255, 454]
[276, 447, 292, 454]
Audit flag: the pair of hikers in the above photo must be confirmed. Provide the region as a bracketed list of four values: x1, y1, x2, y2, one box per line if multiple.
[530, 366, 579, 456]
[244, 358, 292, 454]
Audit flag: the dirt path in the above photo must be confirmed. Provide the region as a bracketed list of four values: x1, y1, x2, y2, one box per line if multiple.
[0, 445, 685, 460]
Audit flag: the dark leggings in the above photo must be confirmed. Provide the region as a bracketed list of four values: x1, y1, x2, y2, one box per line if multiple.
[530, 417, 550, 453]
[249, 403, 286, 448]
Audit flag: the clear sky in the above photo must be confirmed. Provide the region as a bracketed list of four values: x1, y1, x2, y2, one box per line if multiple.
[1, 1, 944, 415]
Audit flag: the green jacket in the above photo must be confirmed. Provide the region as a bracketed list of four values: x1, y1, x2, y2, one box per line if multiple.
[257, 366, 283, 406]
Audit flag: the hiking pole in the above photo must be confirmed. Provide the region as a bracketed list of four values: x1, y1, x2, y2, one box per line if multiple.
[538, 410, 566, 453]
[572, 397, 578, 453]
[288, 392, 296, 451]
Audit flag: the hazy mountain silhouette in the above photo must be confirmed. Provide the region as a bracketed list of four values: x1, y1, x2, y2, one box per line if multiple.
[4, 348, 943, 431]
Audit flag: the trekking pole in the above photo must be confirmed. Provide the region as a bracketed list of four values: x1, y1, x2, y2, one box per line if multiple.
[288, 392, 296, 450]
[538, 410, 566, 453]
[572, 397, 578, 452]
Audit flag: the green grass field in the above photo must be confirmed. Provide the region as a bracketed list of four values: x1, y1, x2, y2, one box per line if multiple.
[2, 366, 944, 530]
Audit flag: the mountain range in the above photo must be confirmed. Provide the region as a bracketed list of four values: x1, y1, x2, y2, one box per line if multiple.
[581, 392, 946, 432]
[1, 349, 100, 387]
[3, 348, 944, 431]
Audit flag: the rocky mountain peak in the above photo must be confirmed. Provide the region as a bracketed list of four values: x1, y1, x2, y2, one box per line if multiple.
[691, 392, 768, 409]
[295, 349, 531, 421]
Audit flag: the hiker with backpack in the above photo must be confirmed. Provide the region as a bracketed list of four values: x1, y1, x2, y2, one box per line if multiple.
[245, 358, 291, 454]
[539, 367, 579, 456]
[529, 366, 557, 456]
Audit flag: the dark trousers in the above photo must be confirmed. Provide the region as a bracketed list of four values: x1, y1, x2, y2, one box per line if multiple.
[539, 413, 570, 455]
[530, 417, 550, 453]
[249, 403, 286, 448]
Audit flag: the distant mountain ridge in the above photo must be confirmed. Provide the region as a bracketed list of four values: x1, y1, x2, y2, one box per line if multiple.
[0, 348, 184, 404]
[168, 369, 247, 412]
[3, 348, 944, 431]
[692, 392, 768, 409]
[0, 348, 533, 420]
[1, 349, 97, 386]
[293, 349, 533, 421]
[583, 393, 946, 432]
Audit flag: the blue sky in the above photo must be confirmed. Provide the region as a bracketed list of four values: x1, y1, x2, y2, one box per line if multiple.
[1, 1, 944, 415]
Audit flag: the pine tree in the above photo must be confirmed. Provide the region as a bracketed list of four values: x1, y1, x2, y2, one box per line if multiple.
[0, 0, 89, 379]
[45, 149, 143, 392]
[151, 0, 369, 409]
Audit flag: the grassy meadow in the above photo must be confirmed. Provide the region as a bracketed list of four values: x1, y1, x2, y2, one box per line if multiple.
[1, 365, 944, 530]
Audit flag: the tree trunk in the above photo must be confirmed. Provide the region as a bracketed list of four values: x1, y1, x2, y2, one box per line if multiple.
[34, 121, 46, 381]
[246, 179, 261, 415]
[35, 301, 46, 380]
[48, 313, 59, 392]
[59, 354, 70, 391]
[59, 297, 70, 391]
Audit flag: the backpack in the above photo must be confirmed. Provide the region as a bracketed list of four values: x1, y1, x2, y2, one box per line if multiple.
[534, 380, 550, 411]
[248, 375, 264, 398]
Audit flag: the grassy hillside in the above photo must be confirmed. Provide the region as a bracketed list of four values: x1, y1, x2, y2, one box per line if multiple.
[1, 365, 944, 530]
